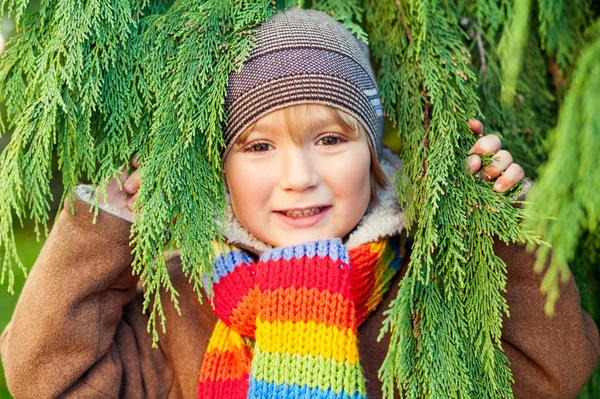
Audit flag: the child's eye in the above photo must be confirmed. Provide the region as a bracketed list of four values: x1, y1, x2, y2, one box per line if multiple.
[248, 143, 272, 152]
[317, 134, 346, 146]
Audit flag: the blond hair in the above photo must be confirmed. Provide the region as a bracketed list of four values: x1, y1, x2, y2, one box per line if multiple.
[235, 104, 388, 205]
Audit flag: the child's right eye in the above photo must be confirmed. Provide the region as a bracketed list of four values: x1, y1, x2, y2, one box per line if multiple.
[246, 142, 273, 152]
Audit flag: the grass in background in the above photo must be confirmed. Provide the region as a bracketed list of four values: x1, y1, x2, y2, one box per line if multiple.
[0, 227, 46, 399]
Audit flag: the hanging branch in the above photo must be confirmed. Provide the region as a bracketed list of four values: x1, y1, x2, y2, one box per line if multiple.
[525, 20, 600, 315]
[537, 0, 592, 74]
[497, 0, 532, 106]
[0, 0, 280, 345]
[129, 0, 280, 344]
[365, 0, 540, 397]
[0, 0, 145, 293]
[467, 2, 555, 178]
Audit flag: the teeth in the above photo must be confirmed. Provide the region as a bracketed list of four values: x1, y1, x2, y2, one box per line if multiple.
[283, 207, 323, 218]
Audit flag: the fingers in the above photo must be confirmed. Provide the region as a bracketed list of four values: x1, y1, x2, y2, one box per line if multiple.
[466, 132, 500, 174]
[467, 119, 484, 136]
[94, 155, 141, 218]
[463, 123, 525, 193]
[99, 168, 129, 206]
[469, 134, 501, 156]
[480, 150, 513, 181]
[493, 163, 525, 193]
[127, 191, 139, 212]
[125, 155, 141, 212]
[466, 154, 481, 174]
[124, 169, 140, 194]
[106, 155, 140, 194]
[131, 155, 139, 169]
[108, 168, 130, 192]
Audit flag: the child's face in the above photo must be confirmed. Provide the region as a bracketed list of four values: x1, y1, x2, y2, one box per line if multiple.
[223, 105, 372, 247]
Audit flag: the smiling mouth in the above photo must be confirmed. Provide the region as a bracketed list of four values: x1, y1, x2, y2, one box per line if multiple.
[281, 207, 325, 218]
[274, 206, 331, 227]
[274, 206, 331, 228]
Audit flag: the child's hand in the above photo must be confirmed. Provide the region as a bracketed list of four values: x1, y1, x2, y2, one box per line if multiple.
[465, 119, 525, 193]
[97, 156, 140, 222]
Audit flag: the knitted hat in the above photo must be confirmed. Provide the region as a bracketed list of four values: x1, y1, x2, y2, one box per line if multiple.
[222, 8, 384, 159]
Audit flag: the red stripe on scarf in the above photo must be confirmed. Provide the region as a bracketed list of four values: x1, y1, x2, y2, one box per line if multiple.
[257, 256, 350, 295]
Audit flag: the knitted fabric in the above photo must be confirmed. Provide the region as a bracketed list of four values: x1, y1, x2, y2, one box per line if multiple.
[222, 8, 384, 159]
[197, 237, 405, 399]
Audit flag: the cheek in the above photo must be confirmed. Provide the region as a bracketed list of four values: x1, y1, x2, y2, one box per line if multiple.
[224, 156, 272, 225]
[320, 145, 371, 230]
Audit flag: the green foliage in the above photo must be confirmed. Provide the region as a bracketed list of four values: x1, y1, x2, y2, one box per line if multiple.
[468, 1, 555, 178]
[301, 0, 367, 42]
[493, 4, 600, 395]
[0, 0, 598, 398]
[499, 0, 592, 105]
[0, 0, 280, 344]
[521, 19, 600, 397]
[525, 20, 600, 315]
[365, 0, 540, 397]
[497, 0, 532, 106]
[128, 0, 279, 345]
[0, 0, 144, 293]
[537, 0, 592, 73]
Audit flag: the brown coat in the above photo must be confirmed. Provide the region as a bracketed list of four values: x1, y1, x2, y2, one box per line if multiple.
[1, 195, 599, 398]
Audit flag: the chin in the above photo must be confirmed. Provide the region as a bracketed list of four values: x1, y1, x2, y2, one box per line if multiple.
[267, 228, 343, 248]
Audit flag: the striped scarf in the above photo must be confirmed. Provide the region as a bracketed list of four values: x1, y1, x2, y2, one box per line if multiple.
[198, 236, 405, 399]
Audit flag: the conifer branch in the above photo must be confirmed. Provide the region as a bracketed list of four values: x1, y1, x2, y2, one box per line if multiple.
[525, 19, 600, 315]
[127, 0, 280, 345]
[395, 0, 413, 44]
[468, 3, 553, 179]
[474, 24, 487, 78]
[498, 0, 531, 105]
[367, 0, 539, 397]
[0, 0, 141, 291]
[309, 0, 367, 42]
[537, 0, 592, 73]
[0, 0, 30, 28]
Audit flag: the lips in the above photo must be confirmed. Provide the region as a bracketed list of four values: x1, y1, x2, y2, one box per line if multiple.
[274, 206, 331, 228]
[282, 207, 324, 218]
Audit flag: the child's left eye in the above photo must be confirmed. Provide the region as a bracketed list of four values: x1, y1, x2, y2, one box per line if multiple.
[317, 135, 345, 146]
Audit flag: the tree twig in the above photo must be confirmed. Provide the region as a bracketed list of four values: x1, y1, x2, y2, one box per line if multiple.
[395, 0, 413, 43]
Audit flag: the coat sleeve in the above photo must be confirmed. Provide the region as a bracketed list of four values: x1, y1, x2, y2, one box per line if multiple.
[496, 240, 600, 399]
[0, 194, 173, 398]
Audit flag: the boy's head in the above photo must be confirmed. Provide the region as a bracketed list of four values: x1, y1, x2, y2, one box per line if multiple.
[222, 8, 386, 247]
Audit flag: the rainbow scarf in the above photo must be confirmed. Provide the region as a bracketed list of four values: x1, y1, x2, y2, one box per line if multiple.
[198, 237, 405, 399]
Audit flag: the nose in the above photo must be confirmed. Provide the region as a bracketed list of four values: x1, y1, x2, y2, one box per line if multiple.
[279, 146, 319, 192]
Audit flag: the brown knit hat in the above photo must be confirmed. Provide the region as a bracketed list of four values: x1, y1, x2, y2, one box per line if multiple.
[222, 7, 384, 159]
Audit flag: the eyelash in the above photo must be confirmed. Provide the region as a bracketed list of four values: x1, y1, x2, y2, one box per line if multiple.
[243, 141, 273, 153]
[243, 133, 347, 153]
[317, 133, 347, 146]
